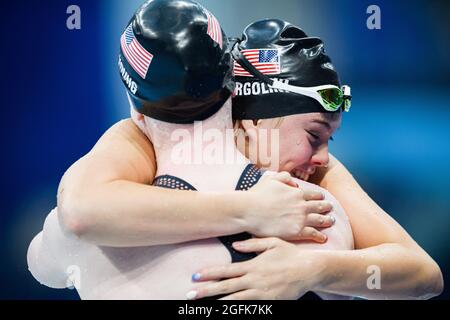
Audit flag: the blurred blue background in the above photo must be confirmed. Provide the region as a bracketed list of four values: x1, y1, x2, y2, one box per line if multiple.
[1, 0, 449, 299]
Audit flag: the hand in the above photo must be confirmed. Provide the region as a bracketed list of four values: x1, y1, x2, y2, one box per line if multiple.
[187, 237, 326, 300]
[244, 172, 335, 243]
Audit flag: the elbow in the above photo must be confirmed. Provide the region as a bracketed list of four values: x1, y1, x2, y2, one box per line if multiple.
[413, 258, 444, 299]
[423, 262, 444, 299]
[57, 193, 92, 240]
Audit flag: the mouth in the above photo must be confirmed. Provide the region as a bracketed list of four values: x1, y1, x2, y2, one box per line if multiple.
[291, 167, 316, 181]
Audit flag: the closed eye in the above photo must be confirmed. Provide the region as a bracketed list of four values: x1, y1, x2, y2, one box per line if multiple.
[306, 130, 320, 141]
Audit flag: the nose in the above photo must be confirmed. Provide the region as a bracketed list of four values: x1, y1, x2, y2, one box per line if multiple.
[311, 145, 329, 168]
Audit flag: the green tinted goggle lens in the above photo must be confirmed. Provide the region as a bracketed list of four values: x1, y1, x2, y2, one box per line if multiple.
[318, 88, 344, 111]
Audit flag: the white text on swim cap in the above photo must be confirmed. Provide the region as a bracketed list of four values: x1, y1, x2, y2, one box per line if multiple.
[234, 78, 290, 97]
[118, 57, 138, 95]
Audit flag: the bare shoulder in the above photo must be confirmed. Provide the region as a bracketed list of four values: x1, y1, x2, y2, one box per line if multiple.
[60, 119, 157, 191]
[94, 119, 152, 154]
[91, 119, 157, 184]
[295, 177, 355, 249]
[292, 176, 352, 223]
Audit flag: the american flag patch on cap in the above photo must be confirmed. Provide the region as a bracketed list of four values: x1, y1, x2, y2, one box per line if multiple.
[120, 24, 154, 79]
[234, 49, 281, 77]
[205, 10, 223, 49]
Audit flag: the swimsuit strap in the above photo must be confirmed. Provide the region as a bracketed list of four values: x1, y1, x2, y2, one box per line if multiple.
[235, 163, 264, 191]
[203, 164, 265, 300]
[153, 175, 197, 191]
[217, 164, 264, 264]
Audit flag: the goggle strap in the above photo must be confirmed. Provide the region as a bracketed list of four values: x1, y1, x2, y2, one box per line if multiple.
[270, 80, 316, 98]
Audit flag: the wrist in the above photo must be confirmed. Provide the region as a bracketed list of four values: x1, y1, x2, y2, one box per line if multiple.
[293, 250, 331, 293]
[212, 191, 249, 234]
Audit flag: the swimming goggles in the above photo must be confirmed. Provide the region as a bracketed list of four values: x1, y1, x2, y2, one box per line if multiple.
[231, 41, 352, 112]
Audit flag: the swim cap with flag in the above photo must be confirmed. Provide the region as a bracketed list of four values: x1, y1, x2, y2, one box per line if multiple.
[118, 0, 234, 124]
[231, 19, 351, 120]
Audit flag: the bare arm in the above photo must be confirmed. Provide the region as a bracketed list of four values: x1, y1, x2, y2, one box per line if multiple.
[57, 119, 249, 247]
[27, 209, 70, 289]
[27, 232, 67, 289]
[308, 154, 443, 299]
[57, 119, 329, 247]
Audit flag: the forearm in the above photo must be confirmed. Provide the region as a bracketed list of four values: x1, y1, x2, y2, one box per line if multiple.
[58, 180, 247, 247]
[309, 155, 443, 299]
[310, 243, 443, 300]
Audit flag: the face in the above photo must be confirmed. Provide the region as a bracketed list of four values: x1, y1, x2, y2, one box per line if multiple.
[243, 112, 342, 180]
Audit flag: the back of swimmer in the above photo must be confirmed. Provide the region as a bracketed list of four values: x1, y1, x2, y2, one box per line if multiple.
[28, 0, 253, 299]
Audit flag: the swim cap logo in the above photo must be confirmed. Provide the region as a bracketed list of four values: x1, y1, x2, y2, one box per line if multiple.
[119, 57, 138, 95]
[205, 10, 223, 49]
[120, 24, 154, 79]
[235, 78, 290, 97]
[234, 49, 281, 77]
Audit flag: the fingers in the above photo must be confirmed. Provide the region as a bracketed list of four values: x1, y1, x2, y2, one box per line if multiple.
[193, 263, 248, 282]
[269, 171, 298, 187]
[188, 277, 249, 300]
[304, 200, 333, 214]
[231, 237, 281, 253]
[305, 213, 335, 228]
[299, 227, 328, 243]
[302, 189, 325, 201]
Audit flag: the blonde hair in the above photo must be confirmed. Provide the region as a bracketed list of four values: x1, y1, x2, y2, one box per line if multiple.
[233, 118, 284, 169]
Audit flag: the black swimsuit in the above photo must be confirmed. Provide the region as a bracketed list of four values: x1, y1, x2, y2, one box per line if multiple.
[153, 163, 262, 264]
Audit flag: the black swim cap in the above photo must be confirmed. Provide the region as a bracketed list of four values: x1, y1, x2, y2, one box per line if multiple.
[232, 19, 344, 120]
[119, 0, 234, 124]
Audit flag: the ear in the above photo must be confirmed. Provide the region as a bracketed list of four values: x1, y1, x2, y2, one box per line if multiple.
[240, 120, 259, 143]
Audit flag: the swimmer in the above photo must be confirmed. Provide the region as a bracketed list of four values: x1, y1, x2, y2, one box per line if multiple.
[186, 19, 444, 300]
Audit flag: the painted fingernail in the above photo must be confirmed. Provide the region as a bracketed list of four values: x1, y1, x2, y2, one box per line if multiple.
[233, 242, 243, 249]
[192, 273, 202, 281]
[186, 290, 198, 300]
